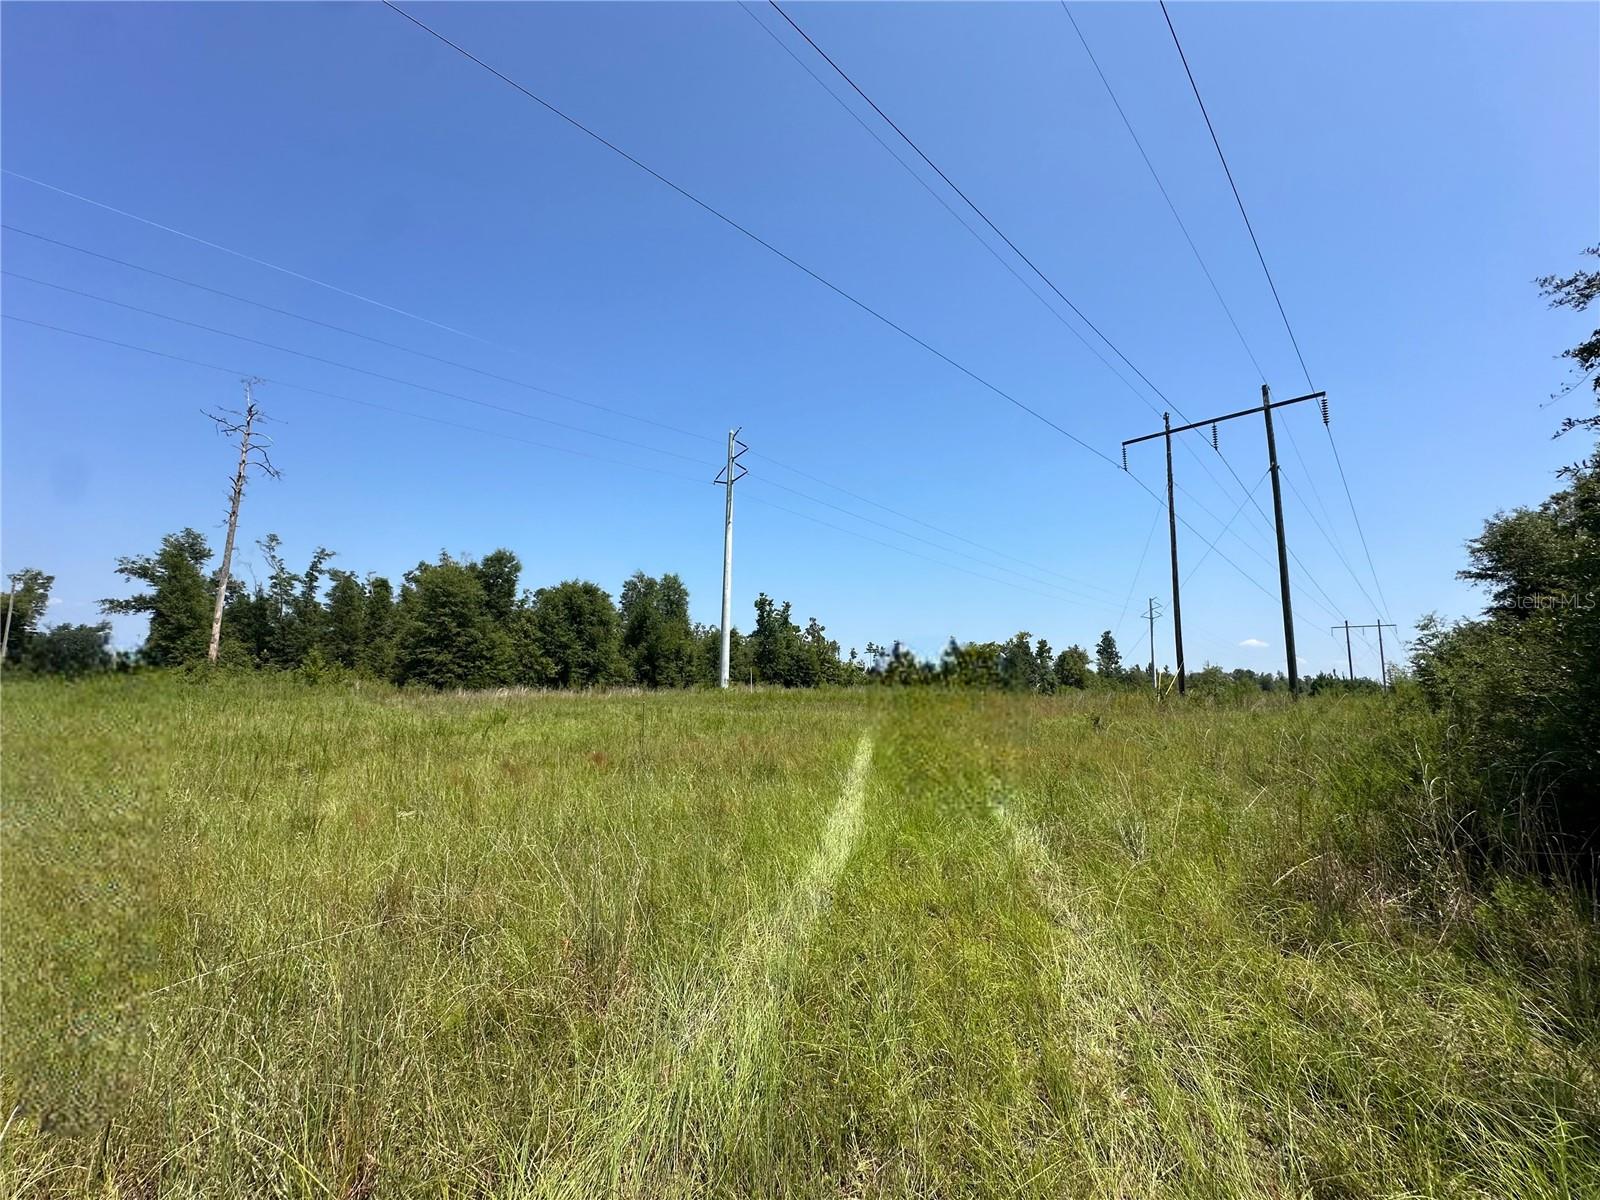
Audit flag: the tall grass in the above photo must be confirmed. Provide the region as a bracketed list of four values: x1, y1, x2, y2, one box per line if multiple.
[2, 676, 1595, 1197]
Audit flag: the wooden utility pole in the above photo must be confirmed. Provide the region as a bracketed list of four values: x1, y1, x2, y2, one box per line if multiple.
[1337, 619, 1354, 680]
[714, 429, 748, 689]
[1260, 385, 1299, 695]
[1123, 388, 1326, 698]
[1337, 620, 1398, 689]
[1162, 415, 1186, 694]
[206, 380, 278, 663]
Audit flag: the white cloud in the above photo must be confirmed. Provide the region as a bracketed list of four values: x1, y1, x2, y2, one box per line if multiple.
[1239, 637, 1268, 648]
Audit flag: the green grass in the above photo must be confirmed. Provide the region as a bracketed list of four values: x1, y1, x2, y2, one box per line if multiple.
[2, 676, 1595, 1197]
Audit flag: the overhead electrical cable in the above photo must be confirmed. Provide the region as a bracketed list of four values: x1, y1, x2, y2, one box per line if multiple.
[385, 0, 1292, 608]
[0, 314, 705, 484]
[2, 223, 711, 445]
[381, 0, 1116, 470]
[1158, 1, 1391, 620]
[6, 223, 1124, 598]
[1, 270, 709, 466]
[5, 311, 1132, 615]
[764, 0, 1293, 545]
[1, 169, 495, 346]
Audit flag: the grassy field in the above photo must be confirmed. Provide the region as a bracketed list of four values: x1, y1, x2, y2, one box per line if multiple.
[3, 676, 1596, 1198]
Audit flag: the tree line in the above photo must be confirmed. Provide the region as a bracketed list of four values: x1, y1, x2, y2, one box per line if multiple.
[2, 528, 1317, 694]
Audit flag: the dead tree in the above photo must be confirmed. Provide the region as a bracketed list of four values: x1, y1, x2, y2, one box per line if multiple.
[207, 380, 280, 663]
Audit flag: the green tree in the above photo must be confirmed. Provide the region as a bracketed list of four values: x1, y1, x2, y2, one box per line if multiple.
[472, 549, 522, 626]
[2, 569, 55, 665]
[942, 638, 1002, 688]
[1054, 644, 1091, 690]
[750, 594, 805, 686]
[1094, 630, 1122, 681]
[393, 556, 513, 690]
[1536, 246, 1599, 470]
[999, 631, 1042, 692]
[102, 529, 213, 666]
[529, 580, 627, 688]
[25, 622, 114, 677]
[323, 570, 367, 669]
[362, 575, 397, 679]
[620, 571, 695, 687]
[800, 616, 843, 686]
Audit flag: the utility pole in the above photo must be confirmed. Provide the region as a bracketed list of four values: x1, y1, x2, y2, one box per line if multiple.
[1123, 388, 1326, 699]
[1162, 414, 1186, 694]
[1261, 385, 1298, 696]
[1336, 620, 1398, 689]
[206, 381, 279, 663]
[714, 428, 748, 689]
[1142, 597, 1163, 692]
[1336, 619, 1354, 681]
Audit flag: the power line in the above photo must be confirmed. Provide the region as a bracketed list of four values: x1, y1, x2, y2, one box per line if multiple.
[1057, 2, 1267, 383]
[769, 0, 1180, 420]
[4, 311, 1132, 617]
[1157, 2, 1312, 389]
[0, 314, 705, 485]
[1156, 2, 1390, 621]
[740, 491, 1128, 614]
[761, 1, 1323, 589]
[1113, 504, 1162, 642]
[385, 0, 1303, 613]
[382, 0, 1117, 470]
[1, 270, 711, 467]
[6, 224, 1139, 604]
[2, 223, 712, 445]
[1, 169, 495, 347]
[752, 0, 1324, 601]
[752, 475, 1116, 605]
[734, 2, 1144, 404]
[8, 223, 1118, 598]
[1325, 427, 1392, 618]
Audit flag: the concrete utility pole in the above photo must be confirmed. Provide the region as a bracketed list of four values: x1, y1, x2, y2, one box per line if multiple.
[714, 428, 748, 689]
[1142, 596, 1164, 692]
[1336, 620, 1398, 689]
[206, 381, 278, 663]
[1123, 387, 1326, 699]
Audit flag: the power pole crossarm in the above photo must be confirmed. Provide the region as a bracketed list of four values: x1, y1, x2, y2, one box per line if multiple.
[1335, 620, 1399, 689]
[1123, 388, 1326, 699]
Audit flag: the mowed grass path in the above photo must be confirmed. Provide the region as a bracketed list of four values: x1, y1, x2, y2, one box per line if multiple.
[3, 678, 1595, 1197]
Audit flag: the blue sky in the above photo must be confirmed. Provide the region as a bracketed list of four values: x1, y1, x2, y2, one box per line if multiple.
[3, 1, 1595, 677]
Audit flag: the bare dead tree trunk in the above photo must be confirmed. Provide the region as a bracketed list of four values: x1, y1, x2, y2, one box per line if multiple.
[1, 580, 16, 668]
[207, 381, 278, 663]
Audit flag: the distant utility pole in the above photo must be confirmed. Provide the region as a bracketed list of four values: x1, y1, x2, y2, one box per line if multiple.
[1124, 387, 1327, 698]
[1335, 619, 1399, 689]
[1336, 618, 1354, 680]
[714, 428, 748, 689]
[1142, 596, 1164, 692]
[206, 380, 279, 663]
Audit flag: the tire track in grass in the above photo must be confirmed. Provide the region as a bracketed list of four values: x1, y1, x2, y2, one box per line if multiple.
[988, 784, 1271, 1198]
[546, 732, 875, 1195]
